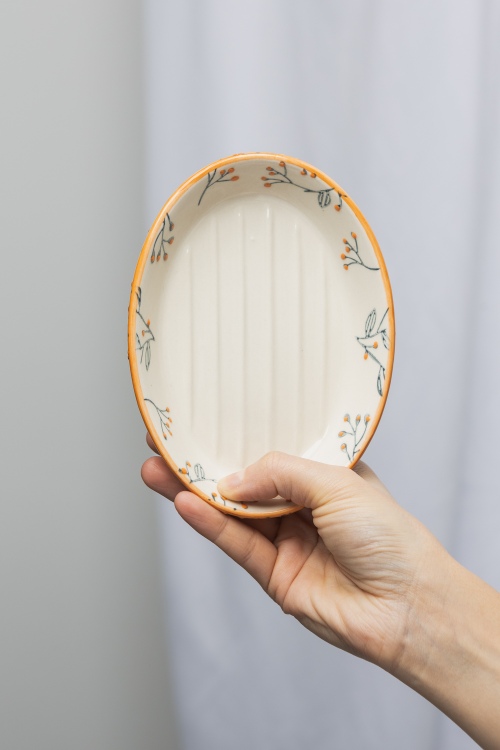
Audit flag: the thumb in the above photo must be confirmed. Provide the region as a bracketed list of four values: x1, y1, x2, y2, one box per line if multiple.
[217, 451, 363, 510]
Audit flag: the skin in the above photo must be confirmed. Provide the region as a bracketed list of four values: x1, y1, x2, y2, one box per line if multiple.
[142, 436, 500, 749]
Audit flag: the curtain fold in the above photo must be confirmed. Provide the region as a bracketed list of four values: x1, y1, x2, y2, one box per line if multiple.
[146, 2, 500, 747]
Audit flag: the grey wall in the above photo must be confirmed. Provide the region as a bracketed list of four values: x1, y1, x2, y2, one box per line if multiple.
[1, 2, 178, 748]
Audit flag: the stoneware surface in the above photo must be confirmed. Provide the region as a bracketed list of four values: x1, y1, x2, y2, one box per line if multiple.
[129, 153, 394, 517]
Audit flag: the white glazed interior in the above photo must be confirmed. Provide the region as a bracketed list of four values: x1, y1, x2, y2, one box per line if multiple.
[130, 155, 393, 517]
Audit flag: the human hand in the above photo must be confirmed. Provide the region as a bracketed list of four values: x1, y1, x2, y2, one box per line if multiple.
[142, 442, 443, 670]
[142, 440, 500, 749]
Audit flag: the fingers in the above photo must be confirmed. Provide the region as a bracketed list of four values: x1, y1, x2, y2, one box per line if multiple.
[141, 456, 186, 501]
[174, 491, 277, 590]
[146, 432, 160, 455]
[242, 516, 282, 543]
[218, 452, 359, 511]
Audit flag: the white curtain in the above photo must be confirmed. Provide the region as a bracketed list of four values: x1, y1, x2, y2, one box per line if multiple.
[145, 2, 500, 747]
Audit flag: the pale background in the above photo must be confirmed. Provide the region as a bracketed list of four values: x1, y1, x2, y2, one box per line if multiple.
[2, 1, 499, 749]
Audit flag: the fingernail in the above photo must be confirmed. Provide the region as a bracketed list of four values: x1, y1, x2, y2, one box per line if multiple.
[218, 470, 244, 495]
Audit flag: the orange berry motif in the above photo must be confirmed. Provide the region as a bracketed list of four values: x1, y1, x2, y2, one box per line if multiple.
[145, 399, 172, 441]
[151, 213, 174, 261]
[198, 167, 240, 205]
[260, 161, 342, 212]
[339, 413, 371, 462]
[340, 231, 379, 271]
[177, 460, 215, 488]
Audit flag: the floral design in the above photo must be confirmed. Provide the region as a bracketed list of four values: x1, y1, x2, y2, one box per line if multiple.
[135, 287, 154, 370]
[177, 462, 223, 506]
[151, 213, 174, 262]
[198, 167, 239, 206]
[178, 460, 216, 484]
[357, 308, 390, 397]
[144, 399, 172, 440]
[339, 413, 370, 462]
[261, 161, 344, 210]
[340, 232, 379, 271]
[177, 462, 251, 510]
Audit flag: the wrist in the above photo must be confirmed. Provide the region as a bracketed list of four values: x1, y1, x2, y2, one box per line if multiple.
[394, 548, 500, 749]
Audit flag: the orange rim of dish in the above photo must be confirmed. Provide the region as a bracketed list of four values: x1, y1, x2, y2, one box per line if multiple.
[128, 152, 395, 518]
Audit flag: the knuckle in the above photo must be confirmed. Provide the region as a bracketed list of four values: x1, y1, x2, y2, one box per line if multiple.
[239, 532, 259, 569]
[262, 450, 288, 475]
[211, 514, 230, 547]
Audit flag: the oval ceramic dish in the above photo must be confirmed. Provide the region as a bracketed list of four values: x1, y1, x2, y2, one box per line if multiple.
[129, 153, 394, 518]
